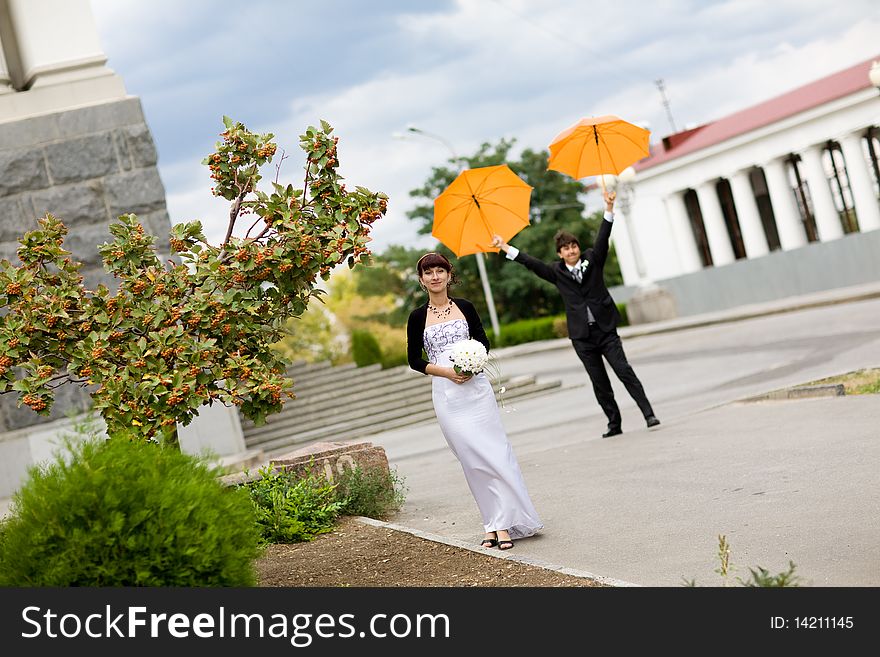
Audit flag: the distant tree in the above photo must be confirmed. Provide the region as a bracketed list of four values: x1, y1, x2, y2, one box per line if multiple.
[271, 299, 347, 365]
[325, 269, 407, 367]
[0, 117, 386, 444]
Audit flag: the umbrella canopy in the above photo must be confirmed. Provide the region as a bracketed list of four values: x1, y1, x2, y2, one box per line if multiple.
[547, 115, 650, 180]
[432, 164, 533, 257]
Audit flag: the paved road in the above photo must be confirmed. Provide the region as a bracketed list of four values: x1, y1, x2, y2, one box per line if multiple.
[375, 294, 880, 586]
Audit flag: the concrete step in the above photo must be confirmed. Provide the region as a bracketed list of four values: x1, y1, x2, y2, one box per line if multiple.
[258, 379, 563, 459]
[241, 374, 539, 435]
[287, 363, 403, 399]
[243, 378, 560, 452]
[285, 361, 361, 386]
[241, 371, 540, 431]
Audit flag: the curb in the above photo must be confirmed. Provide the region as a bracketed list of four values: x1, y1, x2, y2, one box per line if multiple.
[741, 383, 846, 403]
[354, 516, 640, 588]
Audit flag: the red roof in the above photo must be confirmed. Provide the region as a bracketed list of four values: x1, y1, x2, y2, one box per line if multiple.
[635, 55, 879, 171]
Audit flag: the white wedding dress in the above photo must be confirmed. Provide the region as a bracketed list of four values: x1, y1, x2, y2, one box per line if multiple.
[424, 319, 543, 539]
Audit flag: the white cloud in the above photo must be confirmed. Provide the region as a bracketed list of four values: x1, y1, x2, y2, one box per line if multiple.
[90, 0, 880, 254]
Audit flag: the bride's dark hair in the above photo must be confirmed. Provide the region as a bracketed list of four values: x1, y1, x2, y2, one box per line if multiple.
[416, 252, 459, 286]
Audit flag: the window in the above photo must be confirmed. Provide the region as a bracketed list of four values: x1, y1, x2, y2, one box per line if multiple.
[683, 189, 712, 267]
[786, 155, 819, 242]
[824, 141, 859, 234]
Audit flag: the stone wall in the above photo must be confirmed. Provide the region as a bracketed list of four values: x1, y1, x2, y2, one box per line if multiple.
[0, 96, 173, 431]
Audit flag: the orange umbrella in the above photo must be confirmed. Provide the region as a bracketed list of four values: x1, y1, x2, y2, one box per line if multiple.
[432, 164, 533, 257]
[547, 115, 650, 185]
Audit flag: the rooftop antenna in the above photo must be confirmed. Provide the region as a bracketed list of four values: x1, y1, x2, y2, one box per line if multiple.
[655, 78, 679, 135]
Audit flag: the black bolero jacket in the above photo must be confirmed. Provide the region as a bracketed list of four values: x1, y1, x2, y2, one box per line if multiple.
[406, 297, 491, 374]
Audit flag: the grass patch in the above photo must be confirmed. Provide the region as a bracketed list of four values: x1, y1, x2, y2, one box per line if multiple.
[805, 368, 880, 395]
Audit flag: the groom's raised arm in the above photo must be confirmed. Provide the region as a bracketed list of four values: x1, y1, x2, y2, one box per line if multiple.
[491, 235, 556, 284]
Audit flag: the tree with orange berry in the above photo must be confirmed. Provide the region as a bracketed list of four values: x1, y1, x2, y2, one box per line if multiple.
[0, 117, 386, 446]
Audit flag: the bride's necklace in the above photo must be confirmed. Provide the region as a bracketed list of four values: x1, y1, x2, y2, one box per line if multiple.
[428, 299, 455, 320]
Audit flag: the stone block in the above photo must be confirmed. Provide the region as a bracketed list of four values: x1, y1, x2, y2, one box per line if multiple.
[112, 131, 133, 171]
[626, 284, 678, 325]
[179, 403, 247, 459]
[29, 180, 109, 226]
[0, 196, 39, 241]
[60, 220, 115, 267]
[0, 240, 21, 262]
[0, 149, 50, 197]
[271, 441, 391, 484]
[0, 114, 59, 150]
[44, 133, 119, 184]
[0, 381, 93, 433]
[121, 125, 158, 168]
[138, 209, 174, 243]
[55, 98, 145, 138]
[104, 168, 167, 217]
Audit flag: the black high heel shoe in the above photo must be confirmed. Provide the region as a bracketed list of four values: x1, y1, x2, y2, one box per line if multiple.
[498, 539, 514, 550]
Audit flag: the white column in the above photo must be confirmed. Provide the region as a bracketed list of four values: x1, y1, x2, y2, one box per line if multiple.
[694, 181, 734, 266]
[839, 132, 880, 232]
[727, 169, 769, 258]
[799, 144, 844, 241]
[663, 191, 702, 273]
[761, 158, 807, 250]
[611, 207, 643, 285]
[6, 0, 112, 89]
[0, 34, 14, 94]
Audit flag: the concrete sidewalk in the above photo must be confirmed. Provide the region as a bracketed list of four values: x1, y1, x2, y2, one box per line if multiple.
[377, 283, 880, 586]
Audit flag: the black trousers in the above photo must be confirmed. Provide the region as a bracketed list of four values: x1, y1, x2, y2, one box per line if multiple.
[571, 324, 654, 429]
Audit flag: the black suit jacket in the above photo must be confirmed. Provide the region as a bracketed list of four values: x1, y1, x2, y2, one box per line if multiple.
[510, 218, 620, 339]
[406, 297, 491, 374]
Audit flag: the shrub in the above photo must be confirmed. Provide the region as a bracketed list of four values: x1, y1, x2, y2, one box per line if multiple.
[616, 302, 629, 327]
[488, 316, 558, 347]
[380, 345, 409, 369]
[351, 329, 383, 367]
[244, 467, 343, 544]
[335, 465, 407, 519]
[0, 437, 261, 586]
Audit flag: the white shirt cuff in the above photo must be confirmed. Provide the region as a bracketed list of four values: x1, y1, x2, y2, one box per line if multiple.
[505, 245, 520, 260]
[604, 211, 614, 223]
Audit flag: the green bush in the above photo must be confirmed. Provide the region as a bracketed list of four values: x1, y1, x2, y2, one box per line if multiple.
[244, 467, 343, 544]
[335, 465, 407, 519]
[616, 302, 629, 327]
[488, 315, 559, 347]
[489, 304, 628, 346]
[351, 329, 383, 367]
[380, 346, 409, 370]
[0, 437, 261, 586]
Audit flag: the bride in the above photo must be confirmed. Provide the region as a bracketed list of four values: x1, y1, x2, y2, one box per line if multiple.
[406, 252, 542, 550]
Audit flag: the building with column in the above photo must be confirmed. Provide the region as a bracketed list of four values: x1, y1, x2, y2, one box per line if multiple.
[613, 55, 880, 319]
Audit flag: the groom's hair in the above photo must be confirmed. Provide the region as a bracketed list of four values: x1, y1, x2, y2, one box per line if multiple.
[554, 230, 580, 252]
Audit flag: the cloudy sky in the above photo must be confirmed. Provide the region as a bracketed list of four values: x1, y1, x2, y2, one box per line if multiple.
[89, 0, 880, 253]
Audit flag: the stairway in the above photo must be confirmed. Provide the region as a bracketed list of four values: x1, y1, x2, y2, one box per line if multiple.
[240, 360, 561, 458]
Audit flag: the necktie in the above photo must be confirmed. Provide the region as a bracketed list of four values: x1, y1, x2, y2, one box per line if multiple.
[572, 266, 582, 283]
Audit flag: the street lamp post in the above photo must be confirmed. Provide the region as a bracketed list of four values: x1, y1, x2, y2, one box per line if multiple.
[400, 126, 502, 340]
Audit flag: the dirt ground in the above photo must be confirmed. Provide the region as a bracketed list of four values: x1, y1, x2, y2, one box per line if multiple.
[256, 516, 605, 587]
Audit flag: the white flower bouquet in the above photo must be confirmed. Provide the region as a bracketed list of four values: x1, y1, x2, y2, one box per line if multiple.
[449, 339, 488, 376]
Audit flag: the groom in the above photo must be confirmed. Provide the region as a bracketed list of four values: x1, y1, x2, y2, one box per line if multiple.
[491, 189, 659, 438]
